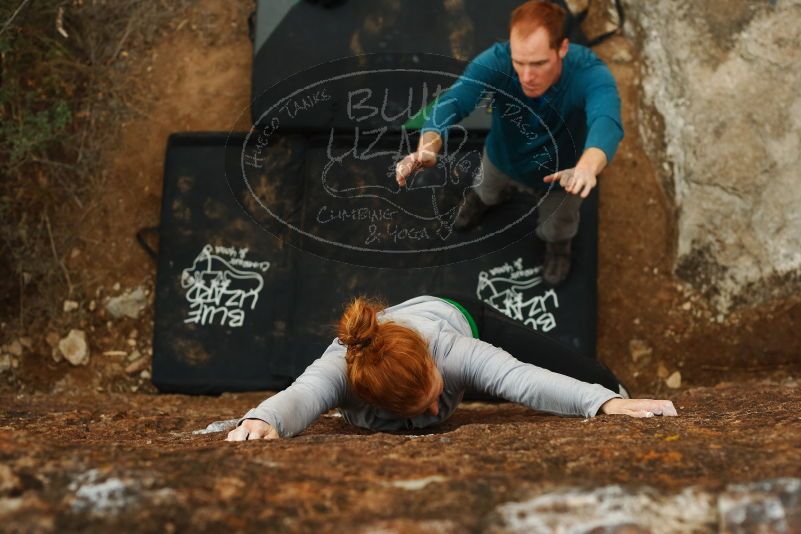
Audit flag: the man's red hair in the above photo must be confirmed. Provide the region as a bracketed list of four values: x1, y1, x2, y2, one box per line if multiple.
[509, 0, 568, 49]
[338, 297, 434, 416]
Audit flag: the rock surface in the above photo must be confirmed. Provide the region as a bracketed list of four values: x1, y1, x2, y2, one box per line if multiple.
[622, 1, 801, 311]
[0, 382, 798, 532]
[487, 478, 801, 533]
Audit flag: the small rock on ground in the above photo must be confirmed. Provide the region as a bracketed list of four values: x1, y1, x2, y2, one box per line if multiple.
[59, 330, 90, 366]
[105, 286, 147, 319]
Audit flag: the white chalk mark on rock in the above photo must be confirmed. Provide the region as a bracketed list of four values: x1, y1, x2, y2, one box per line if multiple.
[388, 476, 447, 491]
[193, 418, 239, 435]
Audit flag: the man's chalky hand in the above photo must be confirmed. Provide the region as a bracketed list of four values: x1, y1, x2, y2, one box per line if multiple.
[395, 150, 437, 187]
[543, 167, 597, 198]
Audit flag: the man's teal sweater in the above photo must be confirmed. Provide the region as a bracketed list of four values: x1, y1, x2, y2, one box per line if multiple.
[421, 41, 624, 189]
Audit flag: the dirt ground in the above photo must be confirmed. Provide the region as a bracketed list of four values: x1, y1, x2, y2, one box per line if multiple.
[1, 1, 800, 531]
[1, 381, 800, 532]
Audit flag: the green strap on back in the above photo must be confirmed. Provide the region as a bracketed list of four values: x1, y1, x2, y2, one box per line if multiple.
[438, 297, 479, 339]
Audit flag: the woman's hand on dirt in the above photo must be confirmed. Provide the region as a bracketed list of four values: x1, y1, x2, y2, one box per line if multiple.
[225, 419, 279, 441]
[600, 398, 678, 418]
[395, 150, 437, 187]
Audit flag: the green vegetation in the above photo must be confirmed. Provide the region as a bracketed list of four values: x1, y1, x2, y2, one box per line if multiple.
[0, 0, 188, 331]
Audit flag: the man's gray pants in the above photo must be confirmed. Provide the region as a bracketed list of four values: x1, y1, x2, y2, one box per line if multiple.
[473, 149, 583, 243]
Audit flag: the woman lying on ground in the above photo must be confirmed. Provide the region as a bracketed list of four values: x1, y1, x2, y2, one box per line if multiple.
[227, 295, 677, 441]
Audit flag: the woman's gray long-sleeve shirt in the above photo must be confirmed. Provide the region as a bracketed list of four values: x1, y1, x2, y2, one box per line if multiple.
[239, 296, 621, 437]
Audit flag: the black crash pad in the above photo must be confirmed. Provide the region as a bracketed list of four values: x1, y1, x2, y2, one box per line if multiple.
[152, 132, 598, 393]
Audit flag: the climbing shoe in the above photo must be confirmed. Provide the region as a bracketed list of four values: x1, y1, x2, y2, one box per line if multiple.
[453, 190, 491, 232]
[543, 239, 572, 287]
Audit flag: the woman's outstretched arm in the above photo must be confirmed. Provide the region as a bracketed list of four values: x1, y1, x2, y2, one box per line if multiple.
[226, 341, 349, 440]
[443, 333, 676, 418]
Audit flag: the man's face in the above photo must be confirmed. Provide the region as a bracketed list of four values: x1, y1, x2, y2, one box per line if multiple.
[509, 26, 568, 98]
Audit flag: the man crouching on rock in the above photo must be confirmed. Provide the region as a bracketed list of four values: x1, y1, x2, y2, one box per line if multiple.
[395, 0, 624, 287]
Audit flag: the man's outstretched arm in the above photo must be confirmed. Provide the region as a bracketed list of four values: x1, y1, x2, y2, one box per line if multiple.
[544, 61, 624, 198]
[396, 46, 505, 186]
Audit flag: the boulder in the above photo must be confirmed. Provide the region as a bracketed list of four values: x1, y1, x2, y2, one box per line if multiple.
[622, 1, 801, 311]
